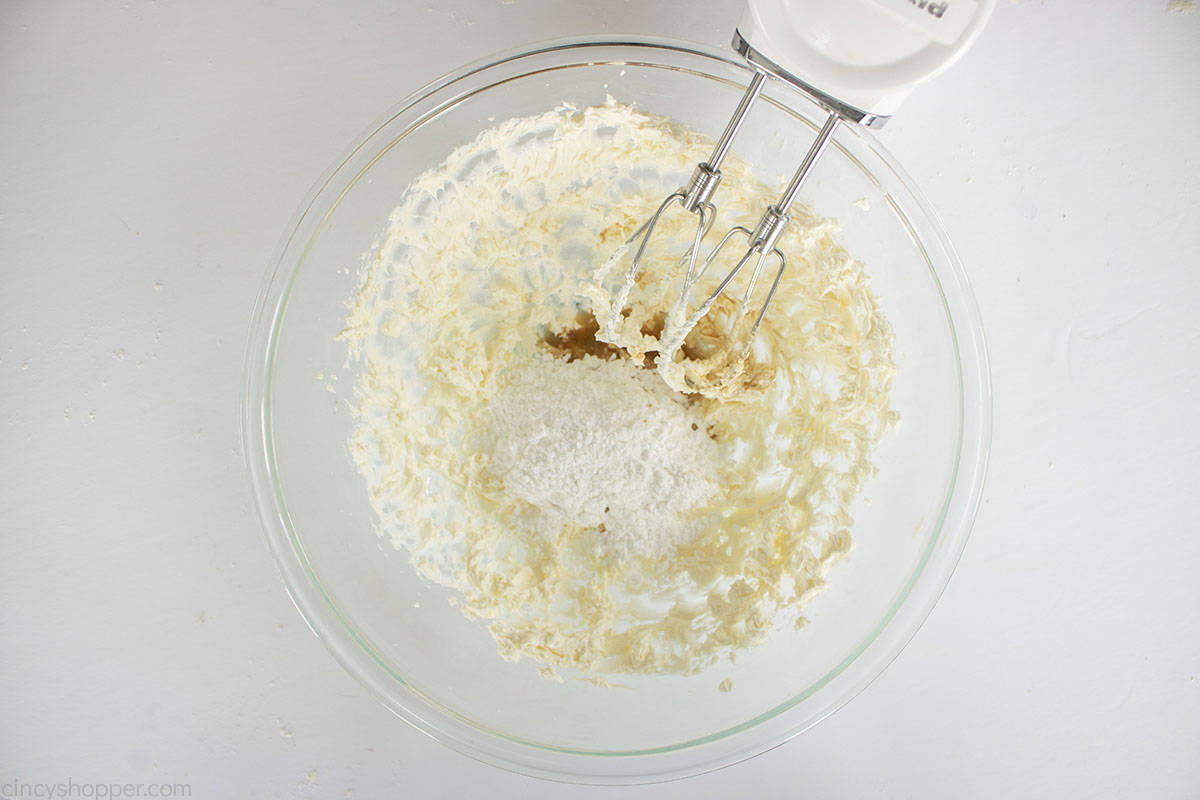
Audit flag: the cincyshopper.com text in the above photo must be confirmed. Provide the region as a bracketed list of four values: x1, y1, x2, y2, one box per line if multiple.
[2, 779, 191, 799]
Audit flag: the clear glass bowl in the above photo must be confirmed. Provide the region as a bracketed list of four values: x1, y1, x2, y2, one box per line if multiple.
[243, 36, 991, 784]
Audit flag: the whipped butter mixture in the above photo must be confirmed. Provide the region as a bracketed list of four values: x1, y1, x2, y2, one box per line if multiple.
[341, 99, 897, 679]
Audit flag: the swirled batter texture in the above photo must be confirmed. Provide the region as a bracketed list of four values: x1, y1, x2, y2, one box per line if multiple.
[341, 99, 897, 678]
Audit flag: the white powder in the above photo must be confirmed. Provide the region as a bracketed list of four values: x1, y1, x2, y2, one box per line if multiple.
[486, 354, 721, 560]
[345, 100, 897, 676]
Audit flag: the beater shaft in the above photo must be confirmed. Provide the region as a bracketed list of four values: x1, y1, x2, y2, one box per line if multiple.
[682, 112, 841, 341]
[773, 112, 840, 225]
[681, 70, 768, 213]
[609, 70, 769, 324]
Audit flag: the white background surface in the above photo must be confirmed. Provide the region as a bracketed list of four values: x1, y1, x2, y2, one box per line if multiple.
[2, 1, 1198, 797]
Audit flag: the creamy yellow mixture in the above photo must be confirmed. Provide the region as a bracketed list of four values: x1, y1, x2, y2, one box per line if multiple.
[341, 99, 897, 679]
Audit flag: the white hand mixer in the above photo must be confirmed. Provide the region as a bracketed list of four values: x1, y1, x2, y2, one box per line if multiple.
[612, 0, 995, 378]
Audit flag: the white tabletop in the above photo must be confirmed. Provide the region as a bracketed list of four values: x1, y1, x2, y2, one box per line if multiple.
[3, 1, 1198, 797]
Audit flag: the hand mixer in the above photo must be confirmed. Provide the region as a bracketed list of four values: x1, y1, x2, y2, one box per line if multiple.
[611, 0, 995, 385]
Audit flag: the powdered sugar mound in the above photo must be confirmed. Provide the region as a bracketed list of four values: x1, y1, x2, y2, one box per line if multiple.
[486, 354, 721, 560]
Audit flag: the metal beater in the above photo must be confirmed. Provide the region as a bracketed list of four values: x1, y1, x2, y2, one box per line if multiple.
[613, 0, 995, 369]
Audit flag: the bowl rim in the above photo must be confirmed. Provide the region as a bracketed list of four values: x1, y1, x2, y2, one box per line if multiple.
[242, 33, 992, 784]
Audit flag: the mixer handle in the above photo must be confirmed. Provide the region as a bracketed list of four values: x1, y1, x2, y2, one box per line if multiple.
[736, 0, 995, 126]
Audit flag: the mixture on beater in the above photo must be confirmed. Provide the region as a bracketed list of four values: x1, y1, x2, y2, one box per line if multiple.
[340, 98, 897, 680]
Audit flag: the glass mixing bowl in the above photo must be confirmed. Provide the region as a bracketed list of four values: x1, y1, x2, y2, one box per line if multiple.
[243, 36, 991, 783]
